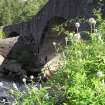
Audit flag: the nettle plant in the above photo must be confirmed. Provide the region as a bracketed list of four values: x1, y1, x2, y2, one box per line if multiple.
[5, 17, 105, 105]
[48, 17, 105, 104]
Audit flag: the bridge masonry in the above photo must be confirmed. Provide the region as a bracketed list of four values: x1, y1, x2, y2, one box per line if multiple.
[3, 0, 94, 41]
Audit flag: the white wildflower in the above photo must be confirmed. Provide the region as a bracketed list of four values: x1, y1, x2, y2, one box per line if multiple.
[96, 71, 103, 77]
[75, 22, 80, 33]
[75, 22, 80, 28]
[65, 37, 68, 42]
[13, 83, 18, 90]
[2, 98, 6, 102]
[89, 18, 96, 33]
[30, 75, 34, 80]
[22, 78, 26, 83]
[74, 33, 81, 40]
[52, 42, 57, 46]
[65, 37, 68, 46]
[89, 18, 96, 25]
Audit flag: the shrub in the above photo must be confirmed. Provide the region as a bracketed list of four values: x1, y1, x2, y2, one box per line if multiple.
[7, 17, 105, 105]
[0, 31, 5, 38]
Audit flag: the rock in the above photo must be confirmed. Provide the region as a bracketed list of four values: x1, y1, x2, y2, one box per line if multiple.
[0, 55, 4, 65]
[0, 88, 7, 97]
[42, 54, 63, 78]
[0, 37, 19, 57]
[0, 80, 26, 103]
[3, 60, 22, 73]
[0, 60, 26, 80]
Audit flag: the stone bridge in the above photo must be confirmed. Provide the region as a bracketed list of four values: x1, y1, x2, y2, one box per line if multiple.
[3, 0, 94, 40]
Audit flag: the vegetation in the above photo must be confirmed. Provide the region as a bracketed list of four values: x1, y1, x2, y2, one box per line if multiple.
[0, 0, 47, 26]
[0, 0, 47, 38]
[1, 0, 105, 105]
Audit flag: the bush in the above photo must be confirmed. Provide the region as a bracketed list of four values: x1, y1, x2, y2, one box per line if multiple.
[0, 31, 5, 38]
[7, 17, 105, 105]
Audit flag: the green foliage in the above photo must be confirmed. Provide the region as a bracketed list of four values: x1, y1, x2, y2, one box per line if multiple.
[0, 31, 5, 38]
[0, 0, 47, 38]
[0, 0, 47, 26]
[4, 2, 105, 103]
[48, 24, 105, 104]
[11, 87, 55, 105]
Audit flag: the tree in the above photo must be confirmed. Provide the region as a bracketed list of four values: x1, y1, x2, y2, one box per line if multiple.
[0, 0, 47, 26]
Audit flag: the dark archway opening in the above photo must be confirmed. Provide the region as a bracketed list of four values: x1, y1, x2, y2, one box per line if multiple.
[8, 32, 19, 38]
[38, 16, 66, 65]
[40, 16, 66, 45]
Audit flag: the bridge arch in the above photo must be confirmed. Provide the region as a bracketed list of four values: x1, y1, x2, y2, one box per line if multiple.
[40, 16, 66, 45]
[8, 31, 20, 37]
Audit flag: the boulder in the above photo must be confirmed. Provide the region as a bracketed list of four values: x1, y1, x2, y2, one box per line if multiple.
[0, 55, 4, 66]
[3, 60, 22, 73]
